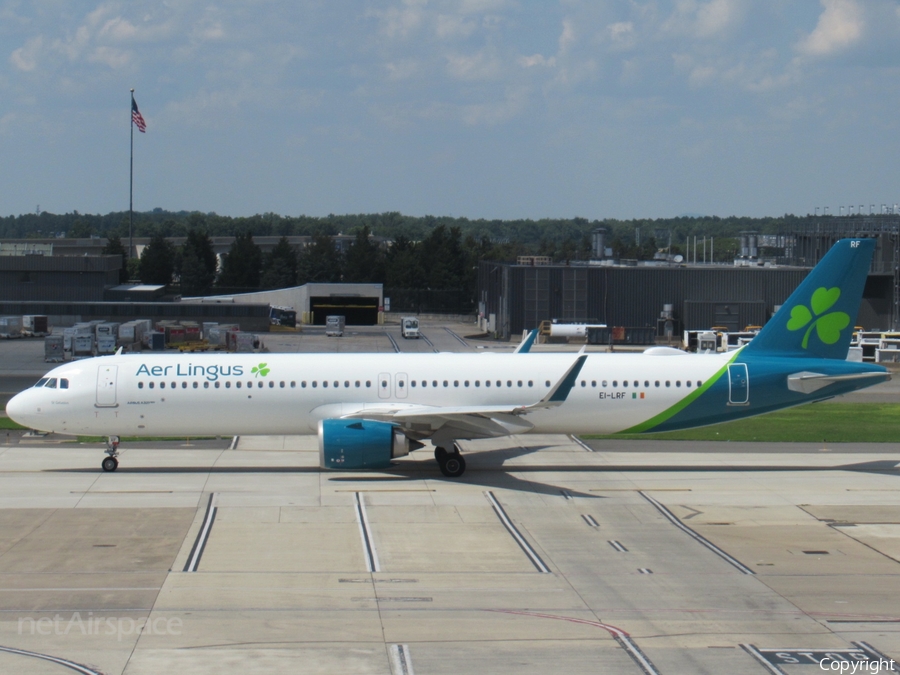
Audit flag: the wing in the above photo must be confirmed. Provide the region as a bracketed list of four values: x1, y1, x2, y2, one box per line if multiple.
[340, 355, 587, 441]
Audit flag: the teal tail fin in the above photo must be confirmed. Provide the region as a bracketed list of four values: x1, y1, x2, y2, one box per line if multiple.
[514, 329, 539, 354]
[744, 238, 874, 359]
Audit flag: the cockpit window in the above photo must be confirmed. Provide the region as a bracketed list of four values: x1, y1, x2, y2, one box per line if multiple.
[44, 378, 57, 389]
[34, 378, 49, 388]
[59, 379, 69, 389]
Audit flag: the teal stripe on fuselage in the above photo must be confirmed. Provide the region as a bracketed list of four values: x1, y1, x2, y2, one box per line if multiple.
[628, 351, 889, 434]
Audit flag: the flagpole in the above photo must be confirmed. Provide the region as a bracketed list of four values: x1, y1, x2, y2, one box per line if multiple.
[129, 88, 135, 266]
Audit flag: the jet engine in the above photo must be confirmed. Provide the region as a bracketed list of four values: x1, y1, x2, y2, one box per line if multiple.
[318, 419, 410, 469]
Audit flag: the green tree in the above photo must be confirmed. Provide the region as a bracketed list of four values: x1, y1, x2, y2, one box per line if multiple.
[139, 233, 176, 285]
[101, 234, 129, 283]
[180, 230, 218, 295]
[298, 234, 343, 283]
[68, 219, 95, 238]
[384, 235, 423, 289]
[217, 231, 262, 289]
[261, 236, 298, 289]
[343, 226, 384, 283]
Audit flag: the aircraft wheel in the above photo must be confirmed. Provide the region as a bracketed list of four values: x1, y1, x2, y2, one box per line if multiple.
[439, 453, 466, 478]
[434, 447, 449, 463]
[101, 456, 118, 472]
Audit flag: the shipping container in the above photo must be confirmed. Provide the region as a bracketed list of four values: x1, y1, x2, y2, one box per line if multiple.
[44, 335, 64, 362]
[181, 322, 201, 342]
[325, 315, 345, 337]
[234, 332, 256, 353]
[148, 331, 166, 351]
[23, 315, 49, 336]
[164, 325, 186, 345]
[96, 336, 117, 354]
[0, 316, 23, 338]
[73, 335, 94, 358]
[96, 322, 120, 339]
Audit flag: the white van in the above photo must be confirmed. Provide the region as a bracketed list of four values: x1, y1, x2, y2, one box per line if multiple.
[400, 317, 419, 339]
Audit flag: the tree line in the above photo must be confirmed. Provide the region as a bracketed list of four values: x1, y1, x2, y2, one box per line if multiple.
[2, 208, 823, 262]
[104, 225, 500, 312]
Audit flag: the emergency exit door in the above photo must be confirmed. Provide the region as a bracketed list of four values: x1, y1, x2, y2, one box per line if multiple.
[728, 363, 749, 405]
[96, 365, 118, 407]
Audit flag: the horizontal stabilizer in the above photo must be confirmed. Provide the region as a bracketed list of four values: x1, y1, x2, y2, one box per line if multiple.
[787, 370, 889, 394]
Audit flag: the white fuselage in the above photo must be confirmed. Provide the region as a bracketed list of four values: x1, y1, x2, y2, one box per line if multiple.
[6, 351, 730, 437]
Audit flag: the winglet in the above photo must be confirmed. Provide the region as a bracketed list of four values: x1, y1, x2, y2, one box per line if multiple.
[514, 329, 539, 354]
[525, 354, 588, 410]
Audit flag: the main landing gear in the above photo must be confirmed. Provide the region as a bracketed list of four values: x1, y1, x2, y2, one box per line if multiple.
[434, 445, 466, 478]
[102, 436, 120, 472]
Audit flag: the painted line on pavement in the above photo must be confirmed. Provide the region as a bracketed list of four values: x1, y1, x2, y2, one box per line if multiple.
[568, 434, 594, 452]
[386, 332, 401, 353]
[489, 609, 660, 675]
[0, 644, 105, 675]
[184, 492, 217, 573]
[390, 644, 415, 675]
[443, 328, 469, 347]
[640, 491, 755, 575]
[355, 492, 381, 572]
[484, 491, 550, 573]
[419, 333, 440, 353]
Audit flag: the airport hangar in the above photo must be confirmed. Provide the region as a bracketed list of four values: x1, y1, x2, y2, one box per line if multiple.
[477, 217, 899, 340]
[0, 247, 384, 328]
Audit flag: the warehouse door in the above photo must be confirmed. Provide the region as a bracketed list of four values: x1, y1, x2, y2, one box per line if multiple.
[310, 297, 379, 325]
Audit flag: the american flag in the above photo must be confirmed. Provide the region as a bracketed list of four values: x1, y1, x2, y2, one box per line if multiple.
[131, 98, 146, 133]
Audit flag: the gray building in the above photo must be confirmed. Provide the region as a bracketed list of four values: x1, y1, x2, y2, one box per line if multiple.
[0, 254, 122, 302]
[478, 260, 890, 340]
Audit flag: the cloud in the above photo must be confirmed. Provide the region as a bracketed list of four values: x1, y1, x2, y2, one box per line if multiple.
[796, 0, 864, 57]
[445, 50, 503, 80]
[372, 0, 427, 39]
[10, 36, 42, 71]
[663, 0, 745, 39]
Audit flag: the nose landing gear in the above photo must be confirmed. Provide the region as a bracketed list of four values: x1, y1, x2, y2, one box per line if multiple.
[102, 436, 120, 472]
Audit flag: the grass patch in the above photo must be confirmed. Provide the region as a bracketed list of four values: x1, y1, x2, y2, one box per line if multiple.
[582, 402, 900, 443]
[75, 436, 217, 443]
[0, 417, 28, 431]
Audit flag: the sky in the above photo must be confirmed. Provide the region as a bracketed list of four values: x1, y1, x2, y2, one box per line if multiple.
[2, 0, 900, 221]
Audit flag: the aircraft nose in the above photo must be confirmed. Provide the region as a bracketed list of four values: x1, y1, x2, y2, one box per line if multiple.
[5, 392, 29, 427]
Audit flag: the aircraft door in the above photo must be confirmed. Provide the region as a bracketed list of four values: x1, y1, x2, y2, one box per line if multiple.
[378, 372, 391, 399]
[728, 363, 749, 405]
[395, 372, 408, 399]
[96, 365, 118, 407]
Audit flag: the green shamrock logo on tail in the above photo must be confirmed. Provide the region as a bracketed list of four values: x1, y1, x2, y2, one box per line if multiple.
[251, 362, 270, 377]
[786, 287, 850, 348]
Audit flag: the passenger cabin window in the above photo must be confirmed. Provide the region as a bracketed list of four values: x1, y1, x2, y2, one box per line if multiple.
[138, 382, 144, 389]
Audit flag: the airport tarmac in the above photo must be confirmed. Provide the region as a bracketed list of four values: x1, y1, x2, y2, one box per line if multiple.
[0, 323, 899, 674]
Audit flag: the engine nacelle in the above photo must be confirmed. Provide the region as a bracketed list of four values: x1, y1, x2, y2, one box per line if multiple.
[318, 419, 410, 470]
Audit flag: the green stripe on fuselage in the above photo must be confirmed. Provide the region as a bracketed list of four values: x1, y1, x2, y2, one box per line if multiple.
[618, 351, 740, 434]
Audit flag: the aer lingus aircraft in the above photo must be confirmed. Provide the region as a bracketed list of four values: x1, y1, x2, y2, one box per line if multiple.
[5, 238, 889, 477]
